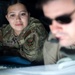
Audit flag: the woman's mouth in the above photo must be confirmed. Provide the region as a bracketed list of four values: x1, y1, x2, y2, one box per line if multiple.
[15, 24, 23, 26]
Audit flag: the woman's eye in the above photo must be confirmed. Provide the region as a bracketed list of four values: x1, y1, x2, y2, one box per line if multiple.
[21, 13, 26, 16]
[10, 14, 15, 17]
[9, 14, 15, 18]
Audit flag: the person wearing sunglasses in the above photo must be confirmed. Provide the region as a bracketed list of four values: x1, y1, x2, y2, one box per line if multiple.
[37, 0, 75, 65]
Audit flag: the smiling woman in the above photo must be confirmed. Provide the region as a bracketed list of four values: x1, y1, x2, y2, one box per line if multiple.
[6, 2, 29, 35]
[0, 0, 48, 66]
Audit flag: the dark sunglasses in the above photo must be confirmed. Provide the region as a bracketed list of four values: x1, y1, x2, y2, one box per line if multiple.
[41, 10, 75, 26]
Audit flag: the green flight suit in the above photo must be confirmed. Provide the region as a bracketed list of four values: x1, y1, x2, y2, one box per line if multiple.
[0, 17, 48, 64]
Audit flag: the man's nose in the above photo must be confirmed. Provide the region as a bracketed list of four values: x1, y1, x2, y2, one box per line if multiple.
[50, 20, 62, 33]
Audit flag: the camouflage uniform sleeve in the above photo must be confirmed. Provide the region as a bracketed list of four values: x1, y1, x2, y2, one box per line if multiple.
[20, 17, 48, 63]
[33, 18, 48, 62]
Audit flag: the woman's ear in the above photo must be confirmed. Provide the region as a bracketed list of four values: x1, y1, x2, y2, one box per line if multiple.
[5, 15, 8, 21]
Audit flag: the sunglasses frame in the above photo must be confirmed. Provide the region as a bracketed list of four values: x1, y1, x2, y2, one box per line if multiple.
[41, 10, 75, 26]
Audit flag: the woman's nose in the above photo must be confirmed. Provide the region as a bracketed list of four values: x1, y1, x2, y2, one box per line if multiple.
[16, 15, 21, 20]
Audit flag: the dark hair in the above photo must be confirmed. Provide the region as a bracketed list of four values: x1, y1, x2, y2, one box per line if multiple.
[36, 0, 75, 10]
[6, 0, 29, 15]
[36, 0, 51, 10]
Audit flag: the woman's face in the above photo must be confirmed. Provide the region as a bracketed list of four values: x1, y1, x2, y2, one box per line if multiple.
[6, 3, 29, 35]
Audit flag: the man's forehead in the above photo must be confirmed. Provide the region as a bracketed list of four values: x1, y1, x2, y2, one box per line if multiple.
[45, 0, 74, 4]
[43, 0, 75, 8]
[43, 0, 75, 18]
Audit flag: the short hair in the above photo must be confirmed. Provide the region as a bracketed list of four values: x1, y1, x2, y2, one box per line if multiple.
[36, 0, 54, 10]
[73, 0, 75, 3]
[36, 0, 75, 10]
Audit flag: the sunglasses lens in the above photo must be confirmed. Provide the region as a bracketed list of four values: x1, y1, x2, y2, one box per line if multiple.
[41, 17, 52, 26]
[56, 15, 71, 24]
[41, 14, 72, 26]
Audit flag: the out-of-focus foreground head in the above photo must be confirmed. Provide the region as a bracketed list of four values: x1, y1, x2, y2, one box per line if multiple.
[37, 0, 75, 47]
